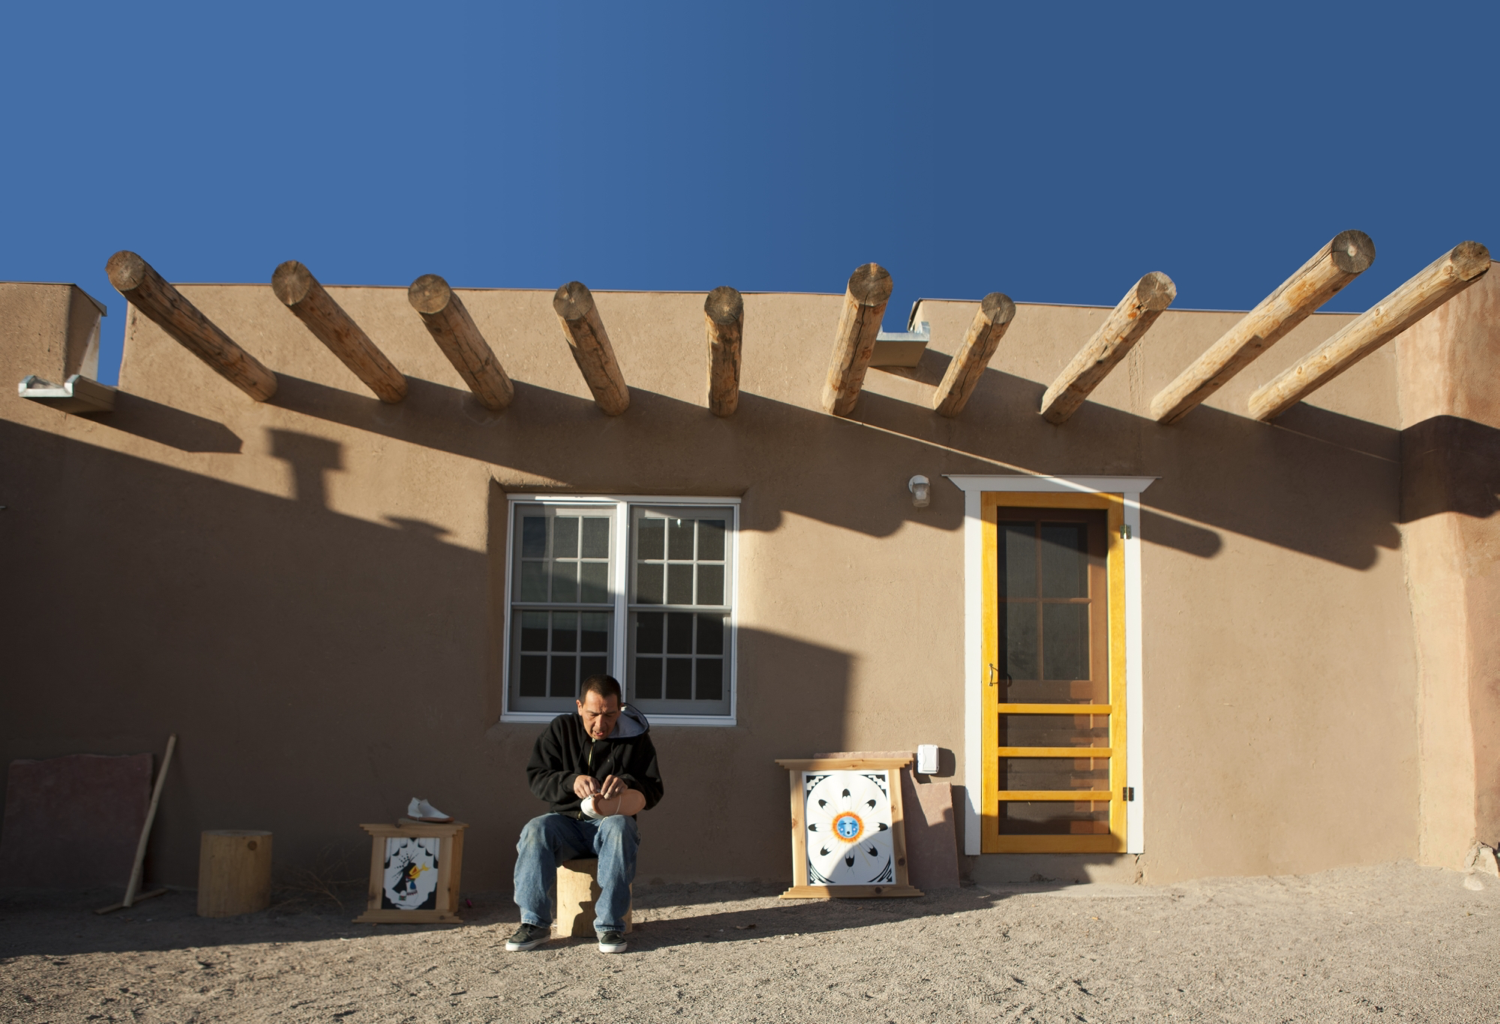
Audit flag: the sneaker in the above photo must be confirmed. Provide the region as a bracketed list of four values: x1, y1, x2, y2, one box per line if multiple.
[505, 923, 551, 952]
[597, 930, 628, 954]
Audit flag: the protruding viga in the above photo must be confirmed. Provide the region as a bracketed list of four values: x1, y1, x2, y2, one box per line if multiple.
[822, 263, 892, 416]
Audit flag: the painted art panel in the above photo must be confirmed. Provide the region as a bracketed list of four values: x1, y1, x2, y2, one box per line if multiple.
[381, 836, 440, 911]
[802, 770, 896, 885]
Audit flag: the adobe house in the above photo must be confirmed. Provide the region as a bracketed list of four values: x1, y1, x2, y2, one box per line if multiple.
[1, 234, 1495, 889]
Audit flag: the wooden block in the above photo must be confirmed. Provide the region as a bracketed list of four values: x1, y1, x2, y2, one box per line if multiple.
[555, 858, 632, 938]
[197, 830, 272, 918]
[0, 754, 151, 888]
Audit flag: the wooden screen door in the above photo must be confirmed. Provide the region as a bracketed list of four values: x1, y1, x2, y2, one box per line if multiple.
[981, 493, 1127, 853]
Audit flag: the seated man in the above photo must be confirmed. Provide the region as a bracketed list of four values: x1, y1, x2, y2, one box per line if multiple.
[507, 674, 663, 955]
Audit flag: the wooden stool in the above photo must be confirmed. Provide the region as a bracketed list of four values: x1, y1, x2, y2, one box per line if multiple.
[197, 830, 272, 917]
[554, 858, 633, 937]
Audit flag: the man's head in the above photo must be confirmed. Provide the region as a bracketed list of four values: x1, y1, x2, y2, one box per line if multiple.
[576, 674, 623, 739]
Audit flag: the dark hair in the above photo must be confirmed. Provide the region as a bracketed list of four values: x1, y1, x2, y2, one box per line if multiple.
[580, 674, 622, 704]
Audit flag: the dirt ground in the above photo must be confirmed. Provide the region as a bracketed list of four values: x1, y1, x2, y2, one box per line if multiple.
[2, 862, 1496, 1023]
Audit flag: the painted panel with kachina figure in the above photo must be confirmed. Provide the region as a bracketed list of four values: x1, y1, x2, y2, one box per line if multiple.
[382, 837, 440, 911]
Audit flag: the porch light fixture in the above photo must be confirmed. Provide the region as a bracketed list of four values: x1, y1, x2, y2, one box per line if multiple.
[908, 475, 930, 508]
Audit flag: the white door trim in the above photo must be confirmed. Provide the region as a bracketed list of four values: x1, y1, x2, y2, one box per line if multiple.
[945, 474, 1155, 857]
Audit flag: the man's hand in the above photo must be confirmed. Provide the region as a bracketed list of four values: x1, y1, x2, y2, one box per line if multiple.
[599, 775, 627, 799]
[573, 774, 600, 799]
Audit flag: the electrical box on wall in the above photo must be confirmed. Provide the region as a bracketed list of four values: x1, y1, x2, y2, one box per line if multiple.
[916, 744, 938, 775]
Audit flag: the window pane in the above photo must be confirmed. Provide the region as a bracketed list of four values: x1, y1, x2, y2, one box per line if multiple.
[696, 614, 724, 656]
[636, 563, 663, 605]
[551, 561, 578, 603]
[581, 517, 609, 558]
[636, 612, 663, 654]
[698, 520, 726, 560]
[1042, 603, 1088, 680]
[520, 611, 548, 651]
[665, 658, 692, 699]
[519, 561, 547, 602]
[635, 657, 662, 699]
[580, 655, 607, 682]
[997, 757, 1109, 790]
[666, 612, 693, 654]
[696, 659, 723, 700]
[519, 655, 547, 696]
[638, 518, 664, 560]
[580, 612, 609, 653]
[999, 522, 1037, 598]
[551, 611, 577, 653]
[697, 564, 724, 606]
[667, 564, 694, 604]
[549, 656, 577, 698]
[521, 516, 547, 558]
[1040, 524, 1088, 598]
[554, 516, 579, 558]
[668, 518, 694, 559]
[579, 561, 609, 603]
[997, 714, 1108, 748]
[1004, 604, 1039, 680]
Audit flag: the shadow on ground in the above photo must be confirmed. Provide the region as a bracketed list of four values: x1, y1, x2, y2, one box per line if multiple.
[0, 881, 1051, 958]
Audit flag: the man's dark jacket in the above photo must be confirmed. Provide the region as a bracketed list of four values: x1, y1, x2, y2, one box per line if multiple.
[526, 704, 664, 818]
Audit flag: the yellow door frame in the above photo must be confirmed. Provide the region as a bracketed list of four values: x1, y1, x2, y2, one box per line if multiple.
[981, 491, 1127, 854]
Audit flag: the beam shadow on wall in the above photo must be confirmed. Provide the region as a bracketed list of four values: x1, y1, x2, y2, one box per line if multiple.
[266, 366, 1500, 570]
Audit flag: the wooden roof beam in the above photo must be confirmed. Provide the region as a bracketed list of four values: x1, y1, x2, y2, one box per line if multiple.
[105, 251, 277, 401]
[1040, 272, 1175, 424]
[822, 263, 892, 416]
[408, 275, 514, 411]
[553, 282, 629, 416]
[704, 286, 744, 417]
[1151, 230, 1375, 424]
[1249, 241, 1491, 421]
[273, 261, 407, 404]
[931, 292, 1016, 417]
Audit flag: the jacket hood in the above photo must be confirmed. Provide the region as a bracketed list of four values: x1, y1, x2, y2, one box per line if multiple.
[610, 704, 650, 738]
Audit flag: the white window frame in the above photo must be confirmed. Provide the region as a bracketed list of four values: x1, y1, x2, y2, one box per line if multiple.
[500, 494, 741, 727]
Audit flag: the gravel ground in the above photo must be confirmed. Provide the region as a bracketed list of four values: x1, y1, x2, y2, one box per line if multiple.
[2, 862, 1496, 1023]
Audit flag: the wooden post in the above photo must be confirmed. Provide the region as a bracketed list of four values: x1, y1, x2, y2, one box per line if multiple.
[197, 830, 273, 918]
[1151, 230, 1376, 424]
[553, 282, 630, 416]
[105, 251, 277, 401]
[1249, 241, 1491, 421]
[705, 286, 744, 417]
[272, 261, 407, 403]
[822, 263, 893, 416]
[1040, 272, 1175, 424]
[931, 292, 1016, 417]
[408, 275, 514, 411]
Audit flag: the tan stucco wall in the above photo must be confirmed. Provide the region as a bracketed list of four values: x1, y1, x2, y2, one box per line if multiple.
[1397, 268, 1500, 865]
[0, 275, 1422, 888]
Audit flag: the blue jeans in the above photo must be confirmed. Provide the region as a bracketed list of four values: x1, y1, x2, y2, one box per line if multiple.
[514, 813, 639, 934]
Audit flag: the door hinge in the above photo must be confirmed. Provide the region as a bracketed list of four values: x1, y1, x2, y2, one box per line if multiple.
[1120, 524, 1132, 540]
[1122, 786, 1136, 802]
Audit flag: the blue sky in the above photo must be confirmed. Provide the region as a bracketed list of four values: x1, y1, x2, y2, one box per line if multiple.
[4, 2, 1495, 384]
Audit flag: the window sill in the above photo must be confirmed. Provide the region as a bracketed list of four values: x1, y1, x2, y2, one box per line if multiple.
[499, 711, 737, 728]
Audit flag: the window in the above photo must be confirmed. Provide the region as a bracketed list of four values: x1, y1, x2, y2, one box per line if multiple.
[505, 497, 738, 723]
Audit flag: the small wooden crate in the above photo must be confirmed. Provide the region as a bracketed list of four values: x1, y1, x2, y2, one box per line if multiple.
[354, 820, 467, 925]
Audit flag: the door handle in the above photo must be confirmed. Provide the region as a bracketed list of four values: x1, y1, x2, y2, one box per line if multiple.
[988, 663, 998, 687]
